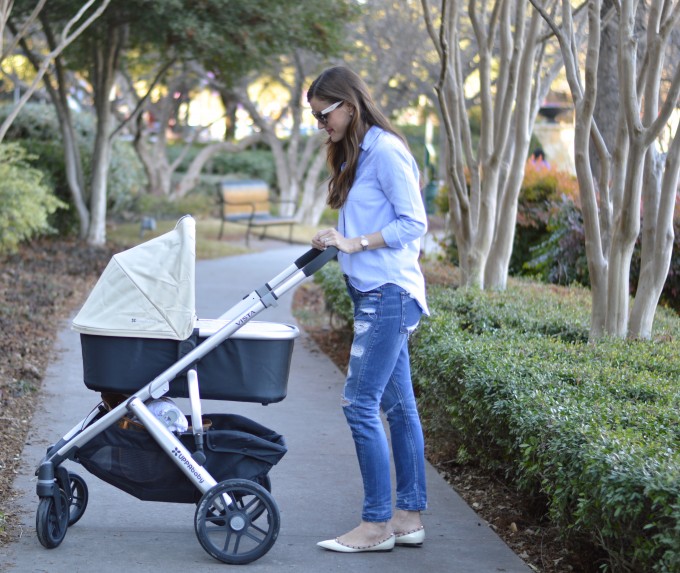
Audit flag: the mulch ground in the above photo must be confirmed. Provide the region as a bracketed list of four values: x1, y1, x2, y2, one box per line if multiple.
[0, 237, 595, 572]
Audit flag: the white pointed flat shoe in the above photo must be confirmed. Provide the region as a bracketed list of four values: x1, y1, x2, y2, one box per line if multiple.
[394, 526, 425, 546]
[317, 534, 396, 553]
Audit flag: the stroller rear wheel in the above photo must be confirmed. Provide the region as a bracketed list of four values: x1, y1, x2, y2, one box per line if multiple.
[36, 490, 69, 548]
[67, 472, 89, 526]
[195, 478, 280, 564]
[203, 474, 271, 525]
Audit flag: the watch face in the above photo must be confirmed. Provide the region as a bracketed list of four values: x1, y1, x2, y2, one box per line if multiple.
[361, 237, 369, 249]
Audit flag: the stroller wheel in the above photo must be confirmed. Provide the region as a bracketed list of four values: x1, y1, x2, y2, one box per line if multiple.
[67, 472, 89, 526]
[195, 478, 280, 564]
[203, 474, 272, 525]
[36, 490, 69, 549]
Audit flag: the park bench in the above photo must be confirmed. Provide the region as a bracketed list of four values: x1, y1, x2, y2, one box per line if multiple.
[217, 180, 297, 246]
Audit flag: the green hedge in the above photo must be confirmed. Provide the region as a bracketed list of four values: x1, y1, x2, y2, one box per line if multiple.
[315, 261, 680, 573]
[313, 261, 353, 324]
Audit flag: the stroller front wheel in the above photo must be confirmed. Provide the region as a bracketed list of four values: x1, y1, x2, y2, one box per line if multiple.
[36, 490, 69, 548]
[195, 478, 280, 564]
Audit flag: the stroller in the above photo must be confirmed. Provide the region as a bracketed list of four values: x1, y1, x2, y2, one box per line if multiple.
[33, 216, 337, 564]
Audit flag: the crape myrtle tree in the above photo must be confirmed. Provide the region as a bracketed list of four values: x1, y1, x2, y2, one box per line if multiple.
[226, 0, 439, 226]
[529, 0, 680, 339]
[421, 0, 567, 290]
[9, 0, 157, 244]
[223, 53, 335, 222]
[118, 0, 356, 201]
[10, 0, 354, 244]
[0, 0, 110, 244]
[0, 0, 109, 248]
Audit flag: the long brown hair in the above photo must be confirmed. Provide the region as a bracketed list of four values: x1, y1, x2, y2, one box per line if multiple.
[307, 66, 405, 209]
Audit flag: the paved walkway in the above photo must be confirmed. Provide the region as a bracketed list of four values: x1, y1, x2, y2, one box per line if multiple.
[0, 243, 530, 573]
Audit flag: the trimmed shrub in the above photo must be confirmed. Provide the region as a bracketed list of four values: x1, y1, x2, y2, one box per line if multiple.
[410, 284, 680, 573]
[314, 262, 680, 572]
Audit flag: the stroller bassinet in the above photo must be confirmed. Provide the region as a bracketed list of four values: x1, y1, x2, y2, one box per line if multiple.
[71, 215, 297, 404]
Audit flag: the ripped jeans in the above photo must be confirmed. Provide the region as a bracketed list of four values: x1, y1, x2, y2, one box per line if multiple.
[343, 281, 427, 523]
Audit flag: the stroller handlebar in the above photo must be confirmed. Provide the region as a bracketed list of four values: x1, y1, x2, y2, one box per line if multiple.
[297, 247, 339, 277]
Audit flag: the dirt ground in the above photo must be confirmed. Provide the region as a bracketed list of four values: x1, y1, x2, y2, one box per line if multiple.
[0, 238, 594, 572]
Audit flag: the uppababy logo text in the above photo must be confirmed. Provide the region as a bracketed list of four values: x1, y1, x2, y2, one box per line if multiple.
[172, 447, 205, 484]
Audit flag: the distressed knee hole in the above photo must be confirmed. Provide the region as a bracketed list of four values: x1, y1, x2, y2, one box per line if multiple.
[350, 343, 364, 358]
[354, 320, 371, 335]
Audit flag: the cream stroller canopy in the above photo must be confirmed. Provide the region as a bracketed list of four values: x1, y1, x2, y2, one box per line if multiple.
[72, 216, 197, 340]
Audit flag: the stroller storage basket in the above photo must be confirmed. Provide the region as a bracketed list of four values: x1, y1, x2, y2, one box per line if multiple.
[76, 413, 286, 503]
[81, 320, 298, 404]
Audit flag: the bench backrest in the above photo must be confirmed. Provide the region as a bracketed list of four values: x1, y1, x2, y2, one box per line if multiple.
[220, 180, 270, 217]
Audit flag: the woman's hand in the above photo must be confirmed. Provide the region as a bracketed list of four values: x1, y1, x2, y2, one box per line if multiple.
[312, 228, 354, 253]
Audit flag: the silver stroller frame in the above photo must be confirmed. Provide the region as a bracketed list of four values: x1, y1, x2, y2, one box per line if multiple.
[34, 246, 338, 565]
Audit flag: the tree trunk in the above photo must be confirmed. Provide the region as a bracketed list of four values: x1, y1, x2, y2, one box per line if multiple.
[86, 26, 123, 246]
[627, 0, 680, 338]
[133, 124, 174, 197]
[54, 96, 90, 239]
[130, 76, 181, 197]
[604, 142, 644, 336]
[485, 7, 543, 289]
[296, 150, 328, 225]
[629, 134, 680, 338]
[12, 21, 91, 239]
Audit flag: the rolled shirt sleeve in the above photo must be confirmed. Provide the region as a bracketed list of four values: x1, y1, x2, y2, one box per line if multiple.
[377, 136, 428, 248]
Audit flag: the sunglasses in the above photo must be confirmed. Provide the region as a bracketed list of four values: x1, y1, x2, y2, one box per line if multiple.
[312, 100, 343, 125]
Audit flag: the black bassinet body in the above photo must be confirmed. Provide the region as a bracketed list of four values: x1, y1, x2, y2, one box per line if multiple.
[80, 320, 298, 404]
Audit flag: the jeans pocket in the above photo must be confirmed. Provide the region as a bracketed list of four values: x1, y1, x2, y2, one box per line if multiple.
[400, 292, 422, 336]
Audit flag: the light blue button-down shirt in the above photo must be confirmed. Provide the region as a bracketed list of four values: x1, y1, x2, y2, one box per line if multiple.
[338, 126, 429, 315]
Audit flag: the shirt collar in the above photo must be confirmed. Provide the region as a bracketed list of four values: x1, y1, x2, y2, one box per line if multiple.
[360, 125, 381, 152]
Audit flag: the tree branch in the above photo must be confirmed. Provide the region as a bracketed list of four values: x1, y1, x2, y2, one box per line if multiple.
[420, 0, 442, 59]
[1, 0, 47, 60]
[110, 57, 177, 140]
[0, 0, 111, 143]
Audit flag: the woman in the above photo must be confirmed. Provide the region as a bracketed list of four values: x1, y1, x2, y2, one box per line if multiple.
[308, 66, 428, 553]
